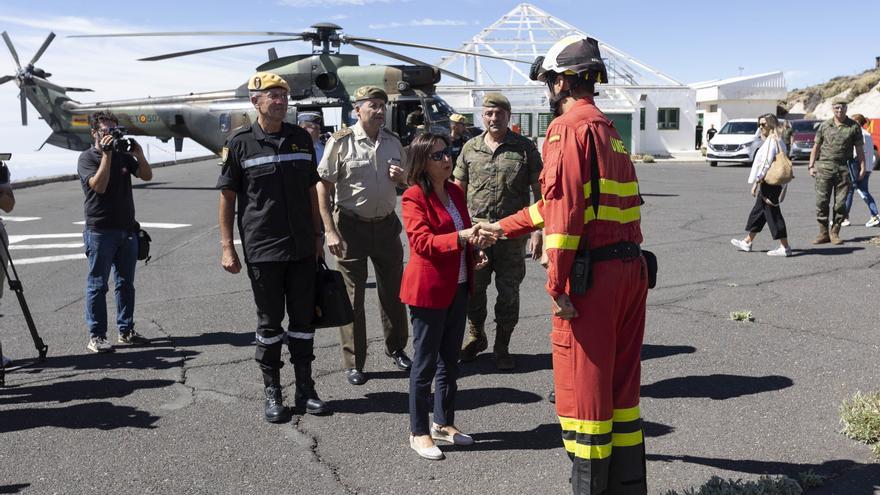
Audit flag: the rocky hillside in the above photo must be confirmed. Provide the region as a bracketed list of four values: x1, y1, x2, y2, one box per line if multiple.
[783, 68, 880, 119]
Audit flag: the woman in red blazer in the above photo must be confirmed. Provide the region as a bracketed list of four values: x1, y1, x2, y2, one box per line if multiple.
[400, 133, 491, 460]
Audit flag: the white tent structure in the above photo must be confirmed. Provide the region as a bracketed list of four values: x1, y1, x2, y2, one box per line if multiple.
[435, 3, 696, 155]
[691, 71, 788, 138]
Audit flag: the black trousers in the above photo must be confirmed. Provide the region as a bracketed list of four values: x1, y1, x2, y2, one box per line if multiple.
[409, 283, 468, 436]
[745, 183, 787, 240]
[247, 257, 317, 375]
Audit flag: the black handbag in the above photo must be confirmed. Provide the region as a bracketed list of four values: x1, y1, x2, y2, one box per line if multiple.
[137, 229, 152, 263]
[312, 258, 354, 329]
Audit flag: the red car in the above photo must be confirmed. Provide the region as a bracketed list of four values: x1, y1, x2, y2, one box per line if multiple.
[787, 119, 821, 161]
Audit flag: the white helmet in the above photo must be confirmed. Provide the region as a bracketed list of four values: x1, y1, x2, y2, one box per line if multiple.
[530, 35, 608, 84]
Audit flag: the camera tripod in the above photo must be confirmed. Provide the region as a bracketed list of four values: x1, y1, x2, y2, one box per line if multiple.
[0, 228, 48, 387]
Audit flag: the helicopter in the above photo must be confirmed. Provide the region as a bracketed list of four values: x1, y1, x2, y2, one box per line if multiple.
[0, 24, 529, 153]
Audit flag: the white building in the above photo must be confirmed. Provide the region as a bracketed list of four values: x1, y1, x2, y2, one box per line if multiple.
[435, 3, 697, 156]
[691, 71, 787, 136]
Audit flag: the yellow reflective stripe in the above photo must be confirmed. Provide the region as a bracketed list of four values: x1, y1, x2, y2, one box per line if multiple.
[563, 438, 612, 459]
[613, 405, 641, 422]
[584, 205, 641, 224]
[611, 430, 644, 447]
[583, 180, 639, 200]
[599, 179, 639, 197]
[559, 416, 612, 435]
[545, 234, 580, 250]
[528, 203, 544, 228]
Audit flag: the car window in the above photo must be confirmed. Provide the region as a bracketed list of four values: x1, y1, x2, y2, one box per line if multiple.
[719, 122, 758, 135]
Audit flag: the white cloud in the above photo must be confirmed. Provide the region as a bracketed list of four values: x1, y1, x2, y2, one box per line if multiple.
[0, 15, 282, 180]
[329, 14, 350, 20]
[369, 18, 471, 29]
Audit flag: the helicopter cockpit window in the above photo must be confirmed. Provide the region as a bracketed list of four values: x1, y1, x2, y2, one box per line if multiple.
[219, 113, 231, 133]
[425, 98, 454, 126]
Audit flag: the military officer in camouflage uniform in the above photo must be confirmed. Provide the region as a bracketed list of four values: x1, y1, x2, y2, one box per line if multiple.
[808, 99, 867, 245]
[453, 93, 543, 370]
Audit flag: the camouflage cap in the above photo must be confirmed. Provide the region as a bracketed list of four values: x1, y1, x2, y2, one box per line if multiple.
[353, 85, 388, 103]
[482, 92, 511, 112]
[247, 72, 290, 92]
[831, 97, 849, 106]
[449, 113, 470, 125]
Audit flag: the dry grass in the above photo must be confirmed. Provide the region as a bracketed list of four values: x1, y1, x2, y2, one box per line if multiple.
[784, 69, 880, 113]
[839, 391, 880, 457]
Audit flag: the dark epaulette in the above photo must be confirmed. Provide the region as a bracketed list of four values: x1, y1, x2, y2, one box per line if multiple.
[332, 128, 353, 140]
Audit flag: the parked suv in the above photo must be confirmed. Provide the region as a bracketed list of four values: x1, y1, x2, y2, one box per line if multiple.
[788, 119, 821, 161]
[706, 119, 761, 167]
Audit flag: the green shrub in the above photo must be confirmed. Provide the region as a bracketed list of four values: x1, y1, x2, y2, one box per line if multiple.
[661, 475, 802, 495]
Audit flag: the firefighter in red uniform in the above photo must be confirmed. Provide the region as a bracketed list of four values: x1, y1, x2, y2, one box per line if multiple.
[484, 36, 649, 494]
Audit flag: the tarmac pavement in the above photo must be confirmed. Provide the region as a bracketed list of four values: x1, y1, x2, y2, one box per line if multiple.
[0, 158, 878, 494]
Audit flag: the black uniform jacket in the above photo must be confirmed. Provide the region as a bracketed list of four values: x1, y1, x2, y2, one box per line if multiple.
[217, 121, 320, 263]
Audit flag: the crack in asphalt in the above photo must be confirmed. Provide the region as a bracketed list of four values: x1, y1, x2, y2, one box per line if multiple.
[292, 417, 357, 495]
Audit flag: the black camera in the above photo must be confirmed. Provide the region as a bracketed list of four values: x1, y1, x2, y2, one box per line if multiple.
[101, 127, 131, 153]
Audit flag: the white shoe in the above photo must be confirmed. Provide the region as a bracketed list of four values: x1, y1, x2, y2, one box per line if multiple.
[410, 435, 444, 460]
[842, 219, 851, 227]
[767, 246, 792, 257]
[730, 238, 752, 252]
[431, 426, 475, 446]
[866, 216, 880, 227]
[87, 336, 114, 353]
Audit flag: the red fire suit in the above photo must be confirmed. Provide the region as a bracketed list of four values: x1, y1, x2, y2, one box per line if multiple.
[500, 97, 648, 494]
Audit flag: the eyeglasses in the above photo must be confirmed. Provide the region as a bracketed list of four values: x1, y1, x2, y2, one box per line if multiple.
[429, 148, 452, 161]
[262, 91, 290, 101]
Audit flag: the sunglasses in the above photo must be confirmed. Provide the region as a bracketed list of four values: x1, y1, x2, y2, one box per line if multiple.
[758, 122, 767, 128]
[429, 148, 452, 161]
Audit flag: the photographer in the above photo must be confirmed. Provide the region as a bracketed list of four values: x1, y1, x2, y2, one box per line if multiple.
[77, 112, 152, 353]
[0, 158, 13, 366]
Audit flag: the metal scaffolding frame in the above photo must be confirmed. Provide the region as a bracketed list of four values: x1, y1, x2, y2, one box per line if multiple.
[436, 3, 683, 87]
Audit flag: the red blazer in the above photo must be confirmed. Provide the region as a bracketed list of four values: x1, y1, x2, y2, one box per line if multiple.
[400, 181, 474, 309]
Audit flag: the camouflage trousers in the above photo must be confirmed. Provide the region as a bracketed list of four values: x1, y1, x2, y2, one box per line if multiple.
[467, 237, 527, 328]
[815, 164, 851, 227]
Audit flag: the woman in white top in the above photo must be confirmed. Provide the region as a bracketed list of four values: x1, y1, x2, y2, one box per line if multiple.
[842, 113, 879, 227]
[731, 114, 792, 256]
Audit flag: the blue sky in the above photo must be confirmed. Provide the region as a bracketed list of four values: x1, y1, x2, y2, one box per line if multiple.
[1, 0, 878, 178]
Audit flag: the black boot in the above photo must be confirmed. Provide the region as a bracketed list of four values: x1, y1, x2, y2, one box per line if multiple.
[262, 369, 288, 423]
[294, 363, 328, 415]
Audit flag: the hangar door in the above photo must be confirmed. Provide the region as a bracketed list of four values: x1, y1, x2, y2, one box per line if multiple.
[608, 113, 633, 153]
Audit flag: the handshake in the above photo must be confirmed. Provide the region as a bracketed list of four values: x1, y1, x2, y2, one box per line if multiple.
[458, 222, 505, 249]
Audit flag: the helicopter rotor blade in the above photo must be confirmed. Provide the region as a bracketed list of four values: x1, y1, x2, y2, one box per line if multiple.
[138, 37, 303, 61]
[344, 35, 531, 64]
[30, 76, 65, 93]
[20, 89, 27, 126]
[69, 31, 306, 39]
[64, 87, 94, 92]
[2, 31, 22, 69]
[29, 32, 56, 66]
[349, 40, 473, 83]
[0, 75, 14, 86]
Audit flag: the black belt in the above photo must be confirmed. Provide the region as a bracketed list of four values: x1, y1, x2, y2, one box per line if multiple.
[589, 242, 641, 263]
[337, 208, 393, 224]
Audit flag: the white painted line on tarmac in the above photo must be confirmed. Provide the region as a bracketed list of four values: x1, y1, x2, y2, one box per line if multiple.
[9, 243, 84, 250]
[1, 216, 41, 222]
[8, 233, 82, 244]
[15, 254, 87, 265]
[72, 221, 191, 229]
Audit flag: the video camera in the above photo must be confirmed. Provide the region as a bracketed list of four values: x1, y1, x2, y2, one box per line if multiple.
[100, 127, 132, 154]
[0, 153, 10, 185]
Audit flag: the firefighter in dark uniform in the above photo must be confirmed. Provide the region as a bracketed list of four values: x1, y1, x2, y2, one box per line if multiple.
[487, 37, 649, 494]
[217, 72, 327, 422]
